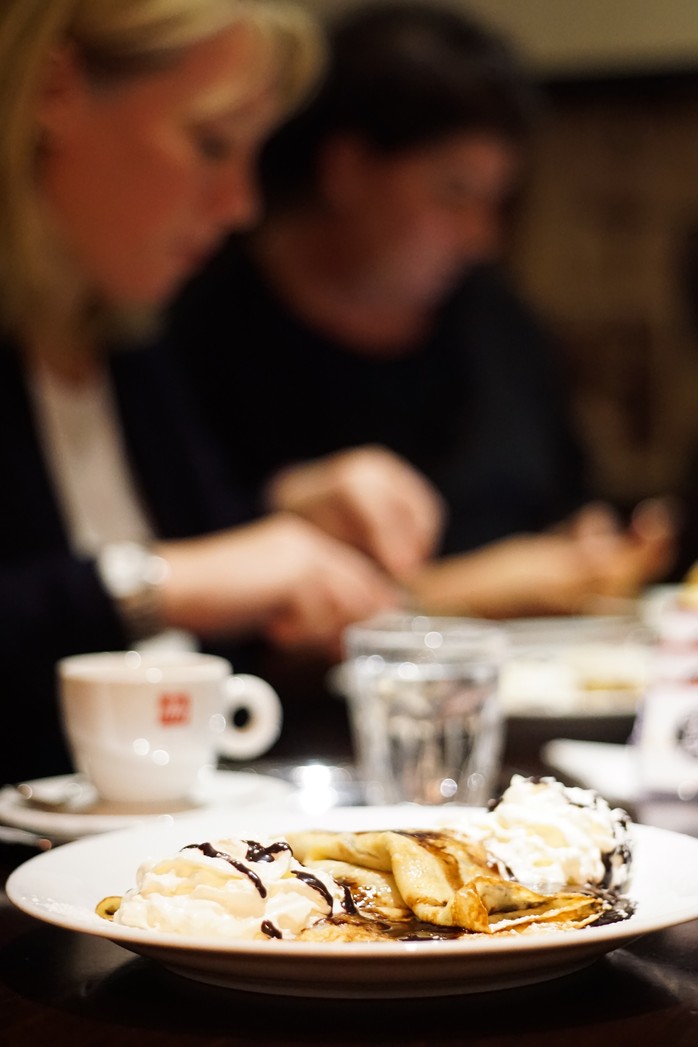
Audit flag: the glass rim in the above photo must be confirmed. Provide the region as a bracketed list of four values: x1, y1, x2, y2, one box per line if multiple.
[344, 613, 506, 653]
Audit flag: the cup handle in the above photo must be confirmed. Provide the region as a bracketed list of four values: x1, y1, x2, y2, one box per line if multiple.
[217, 674, 283, 761]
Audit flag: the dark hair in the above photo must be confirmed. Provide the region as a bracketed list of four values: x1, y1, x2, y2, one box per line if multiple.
[259, 0, 536, 209]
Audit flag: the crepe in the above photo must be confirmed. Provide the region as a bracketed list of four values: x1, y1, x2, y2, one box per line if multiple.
[287, 828, 605, 939]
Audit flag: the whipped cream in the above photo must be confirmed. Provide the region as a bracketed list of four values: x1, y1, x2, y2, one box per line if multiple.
[113, 835, 347, 940]
[465, 775, 632, 892]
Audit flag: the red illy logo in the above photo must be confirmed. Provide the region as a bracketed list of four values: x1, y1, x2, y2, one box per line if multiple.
[158, 691, 192, 726]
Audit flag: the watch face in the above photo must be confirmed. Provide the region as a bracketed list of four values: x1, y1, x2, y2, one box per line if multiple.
[98, 542, 154, 597]
[96, 543, 166, 640]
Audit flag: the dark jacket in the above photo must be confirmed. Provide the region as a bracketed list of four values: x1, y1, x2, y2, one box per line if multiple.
[170, 240, 590, 555]
[0, 338, 255, 784]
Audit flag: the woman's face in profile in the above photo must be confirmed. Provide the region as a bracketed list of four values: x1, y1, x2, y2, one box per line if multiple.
[322, 132, 520, 304]
[37, 24, 281, 307]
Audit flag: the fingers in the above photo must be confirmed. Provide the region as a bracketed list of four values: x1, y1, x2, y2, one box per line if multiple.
[265, 542, 400, 656]
[278, 445, 446, 580]
[630, 497, 679, 544]
[558, 496, 677, 599]
[351, 454, 446, 579]
[565, 501, 621, 540]
[571, 499, 677, 598]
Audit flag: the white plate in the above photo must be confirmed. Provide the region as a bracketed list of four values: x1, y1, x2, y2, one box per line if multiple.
[640, 584, 682, 631]
[0, 770, 294, 843]
[542, 740, 639, 806]
[500, 618, 650, 720]
[7, 805, 698, 998]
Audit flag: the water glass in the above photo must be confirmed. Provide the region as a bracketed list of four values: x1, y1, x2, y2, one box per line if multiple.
[343, 615, 506, 805]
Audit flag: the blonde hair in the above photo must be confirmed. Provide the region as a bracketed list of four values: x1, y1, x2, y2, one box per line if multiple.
[0, 0, 322, 339]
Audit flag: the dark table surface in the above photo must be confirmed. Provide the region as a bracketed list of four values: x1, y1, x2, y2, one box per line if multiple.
[2, 753, 697, 1047]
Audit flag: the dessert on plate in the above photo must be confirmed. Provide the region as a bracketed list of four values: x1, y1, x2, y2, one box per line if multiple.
[99, 775, 634, 942]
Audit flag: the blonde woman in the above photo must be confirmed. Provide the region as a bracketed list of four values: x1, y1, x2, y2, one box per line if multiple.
[0, 0, 405, 783]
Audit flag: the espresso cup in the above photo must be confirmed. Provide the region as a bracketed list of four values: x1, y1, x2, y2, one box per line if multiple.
[57, 651, 282, 804]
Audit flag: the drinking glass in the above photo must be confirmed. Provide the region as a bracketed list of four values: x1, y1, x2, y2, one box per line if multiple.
[343, 615, 506, 805]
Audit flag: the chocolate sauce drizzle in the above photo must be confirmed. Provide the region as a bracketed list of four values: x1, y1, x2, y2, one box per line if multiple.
[341, 884, 358, 915]
[245, 840, 292, 863]
[581, 885, 636, 925]
[292, 869, 335, 909]
[261, 920, 282, 939]
[186, 842, 267, 898]
[184, 839, 340, 913]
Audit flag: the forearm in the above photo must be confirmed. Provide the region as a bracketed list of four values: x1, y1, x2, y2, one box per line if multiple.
[407, 543, 539, 619]
[154, 529, 281, 638]
[407, 535, 596, 620]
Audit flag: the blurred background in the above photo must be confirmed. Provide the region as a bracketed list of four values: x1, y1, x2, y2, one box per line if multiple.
[300, 0, 698, 574]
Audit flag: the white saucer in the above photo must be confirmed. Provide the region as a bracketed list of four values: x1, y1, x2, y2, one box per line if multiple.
[0, 770, 295, 843]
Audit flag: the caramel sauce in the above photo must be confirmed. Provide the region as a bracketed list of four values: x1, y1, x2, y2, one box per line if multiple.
[317, 912, 465, 942]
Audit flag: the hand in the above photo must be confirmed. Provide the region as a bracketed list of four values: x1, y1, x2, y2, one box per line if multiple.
[409, 499, 678, 619]
[155, 514, 400, 655]
[563, 497, 677, 599]
[264, 445, 446, 581]
[409, 533, 608, 618]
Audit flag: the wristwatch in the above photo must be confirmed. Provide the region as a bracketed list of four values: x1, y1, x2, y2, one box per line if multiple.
[97, 541, 170, 643]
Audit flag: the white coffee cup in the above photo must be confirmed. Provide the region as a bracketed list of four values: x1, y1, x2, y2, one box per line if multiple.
[57, 651, 282, 804]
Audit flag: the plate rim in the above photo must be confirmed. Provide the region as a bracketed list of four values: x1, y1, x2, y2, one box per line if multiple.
[7, 808, 698, 961]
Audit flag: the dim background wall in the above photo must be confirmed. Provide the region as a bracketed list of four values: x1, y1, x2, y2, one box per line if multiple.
[300, 2, 698, 556]
[510, 73, 698, 516]
[300, 0, 698, 76]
